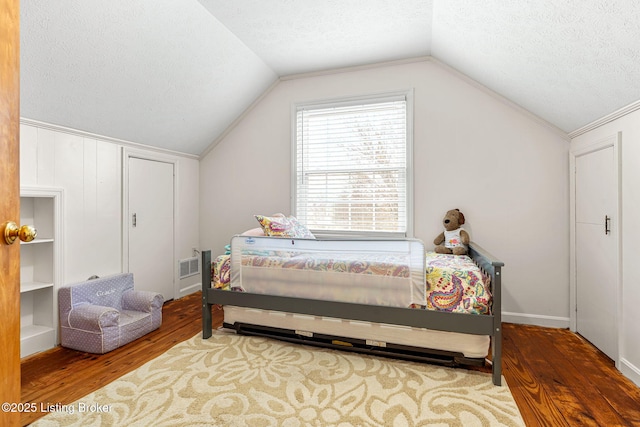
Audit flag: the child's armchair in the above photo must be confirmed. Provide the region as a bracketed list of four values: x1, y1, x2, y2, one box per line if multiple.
[58, 273, 163, 354]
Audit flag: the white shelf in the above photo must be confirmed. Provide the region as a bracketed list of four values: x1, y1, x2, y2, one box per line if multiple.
[20, 281, 54, 293]
[20, 187, 63, 358]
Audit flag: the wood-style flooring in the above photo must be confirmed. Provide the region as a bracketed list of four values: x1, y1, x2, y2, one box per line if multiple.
[20, 292, 640, 426]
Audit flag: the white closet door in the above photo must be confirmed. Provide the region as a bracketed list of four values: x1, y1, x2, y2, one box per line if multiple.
[128, 157, 174, 301]
[575, 144, 618, 360]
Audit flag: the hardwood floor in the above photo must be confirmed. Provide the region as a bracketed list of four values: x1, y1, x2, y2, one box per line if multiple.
[502, 323, 640, 426]
[20, 292, 640, 426]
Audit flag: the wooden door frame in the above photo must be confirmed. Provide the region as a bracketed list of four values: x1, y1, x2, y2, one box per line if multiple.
[121, 147, 178, 299]
[0, 0, 21, 424]
[569, 132, 622, 366]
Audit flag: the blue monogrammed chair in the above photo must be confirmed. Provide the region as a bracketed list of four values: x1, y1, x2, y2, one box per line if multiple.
[58, 273, 163, 354]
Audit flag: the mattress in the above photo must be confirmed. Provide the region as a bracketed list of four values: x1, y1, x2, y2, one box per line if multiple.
[214, 244, 492, 316]
[223, 306, 490, 358]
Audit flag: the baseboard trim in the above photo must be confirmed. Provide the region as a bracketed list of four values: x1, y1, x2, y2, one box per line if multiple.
[179, 282, 201, 298]
[502, 312, 570, 329]
[619, 358, 640, 388]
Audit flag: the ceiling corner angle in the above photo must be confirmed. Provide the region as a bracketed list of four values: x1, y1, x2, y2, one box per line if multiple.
[429, 58, 570, 142]
[199, 77, 282, 159]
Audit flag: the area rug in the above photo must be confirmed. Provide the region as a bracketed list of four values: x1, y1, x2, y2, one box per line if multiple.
[32, 330, 525, 426]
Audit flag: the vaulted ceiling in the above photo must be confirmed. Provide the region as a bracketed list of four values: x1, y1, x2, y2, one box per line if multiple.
[20, 1, 640, 156]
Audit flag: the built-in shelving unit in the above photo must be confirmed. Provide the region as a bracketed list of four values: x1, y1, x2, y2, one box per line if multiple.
[20, 187, 63, 358]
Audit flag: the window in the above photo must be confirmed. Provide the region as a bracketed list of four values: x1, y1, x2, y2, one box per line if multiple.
[293, 91, 413, 237]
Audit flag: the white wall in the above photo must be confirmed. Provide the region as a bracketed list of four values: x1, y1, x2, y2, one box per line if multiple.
[571, 108, 640, 386]
[20, 122, 200, 297]
[200, 59, 570, 325]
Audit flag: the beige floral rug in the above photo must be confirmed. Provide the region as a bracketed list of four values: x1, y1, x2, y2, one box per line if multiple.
[33, 330, 525, 426]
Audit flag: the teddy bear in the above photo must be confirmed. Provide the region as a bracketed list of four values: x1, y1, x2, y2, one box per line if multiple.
[433, 209, 470, 255]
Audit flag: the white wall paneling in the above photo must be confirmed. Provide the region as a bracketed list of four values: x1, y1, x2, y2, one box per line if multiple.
[20, 121, 200, 295]
[20, 126, 121, 284]
[175, 156, 201, 297]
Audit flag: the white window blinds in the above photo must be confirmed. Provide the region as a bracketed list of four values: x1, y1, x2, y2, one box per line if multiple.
[294, 94, 411, 235]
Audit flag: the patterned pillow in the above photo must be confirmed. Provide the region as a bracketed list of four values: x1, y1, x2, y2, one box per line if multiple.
[240, 227, 265, 236]
[287, 216, 316, 239]
[254, 214, 315, 239]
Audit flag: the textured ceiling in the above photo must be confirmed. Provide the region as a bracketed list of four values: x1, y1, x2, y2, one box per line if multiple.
[20, 1, 278, 155]
[432, 0, 640, 133]
[20, 1, 640, 155]
[198, 0, 433, 75]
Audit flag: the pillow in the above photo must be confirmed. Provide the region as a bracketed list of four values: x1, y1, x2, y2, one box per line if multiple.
[286, 216, 316, 239]
[254, 214, 315, 239]
[240, 227, 265, 237]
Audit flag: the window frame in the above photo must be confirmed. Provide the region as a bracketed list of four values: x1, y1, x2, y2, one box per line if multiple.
[291, 89, 414, 238]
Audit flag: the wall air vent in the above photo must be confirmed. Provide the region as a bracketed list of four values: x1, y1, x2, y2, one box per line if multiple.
[179, 257, 199, 279]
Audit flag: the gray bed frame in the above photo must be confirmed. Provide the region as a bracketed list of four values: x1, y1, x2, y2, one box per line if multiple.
[202, 241, 504, 385]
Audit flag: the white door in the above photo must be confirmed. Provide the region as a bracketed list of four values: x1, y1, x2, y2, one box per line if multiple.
[575, 143, 618, 360]
[128, 157, 174, 301]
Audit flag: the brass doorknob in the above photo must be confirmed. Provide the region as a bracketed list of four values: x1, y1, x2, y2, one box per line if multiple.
[2, 221, 37, 245]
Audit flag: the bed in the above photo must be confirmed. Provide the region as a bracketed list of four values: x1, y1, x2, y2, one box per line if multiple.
[201, 236, 504, 385]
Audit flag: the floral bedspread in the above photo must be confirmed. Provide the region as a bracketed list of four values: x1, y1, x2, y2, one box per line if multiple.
[212, 251, 410, 289]
[212, 251, 491, 315]
[212, 254, 232, 290]
[424, 252, 491, 315]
